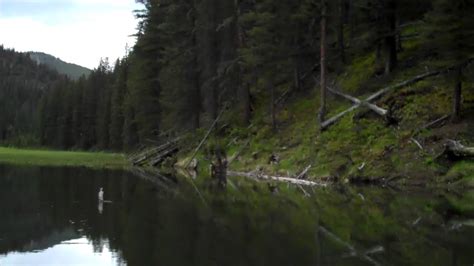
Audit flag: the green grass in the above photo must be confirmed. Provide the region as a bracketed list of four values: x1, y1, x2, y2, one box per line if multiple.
[444, 161, 474, 188]
[176, 23, 474, 185]
[0, 147, 128, 169]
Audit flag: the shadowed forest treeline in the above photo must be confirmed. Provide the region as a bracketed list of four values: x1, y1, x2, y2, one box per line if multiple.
[1, 0, 473, 151]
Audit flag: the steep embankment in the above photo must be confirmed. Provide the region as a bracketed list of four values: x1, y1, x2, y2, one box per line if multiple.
[177, 23, 474, 189]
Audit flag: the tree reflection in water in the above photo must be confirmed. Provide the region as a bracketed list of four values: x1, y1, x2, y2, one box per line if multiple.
[0, 164, 472, 266]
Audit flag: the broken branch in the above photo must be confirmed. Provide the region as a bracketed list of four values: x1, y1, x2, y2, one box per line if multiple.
[296, 164, 312, 179]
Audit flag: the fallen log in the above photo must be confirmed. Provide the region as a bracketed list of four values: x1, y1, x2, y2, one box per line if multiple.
[328, 87, 388, 117]
[443, 140, 474, 158]
[296, 164, 312, 179]
[185, 105, 227, 168]
[227, 170, 329, 187]
[367, 70, 442, 102]
[319, 226, 382, 266]
[321, 69, 444, 130]
[132, 142, 174, 166]
[423, 115, 450, 129]
[130, 137, 182, 165]
[228, 139, 251, 165]
[321, 105, 359, 130]
[150, 145, 179, 166]
[410, 137, 423, 151]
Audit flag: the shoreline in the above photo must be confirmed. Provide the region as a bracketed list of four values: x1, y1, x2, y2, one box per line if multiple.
[0, 147, 128, 170]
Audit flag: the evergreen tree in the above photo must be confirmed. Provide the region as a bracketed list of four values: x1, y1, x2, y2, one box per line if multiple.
[109, 59, 129, 150]
[426, 0, 474, 121]
[127, 0, 163, 142]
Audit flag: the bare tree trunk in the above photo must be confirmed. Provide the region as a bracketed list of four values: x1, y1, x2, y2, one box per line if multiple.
[241, 83, 251, 125]
[384, 0, 397, 75]
[235, 0, 251, 126]
[191, 2, 200, 129]
[396, 15, 403, 52]
[376, 41, 383, 69]
[452, 66, 462, 122]
[318, 0, 327, 126]
[211, 146, 227, 189]
[270, 83, 276, 131]
[338, 0, 346, 64]
[208, 0, 219, 121]
[347, 0, 354, 41]
[294, 66, 301, 91]
[209, 78, 218, 121]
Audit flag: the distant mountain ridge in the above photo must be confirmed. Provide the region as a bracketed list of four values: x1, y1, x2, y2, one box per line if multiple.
[27, 52, 91, 80]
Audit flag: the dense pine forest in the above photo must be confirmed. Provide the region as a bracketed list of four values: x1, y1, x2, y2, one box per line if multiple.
[1, 0, 474, 180]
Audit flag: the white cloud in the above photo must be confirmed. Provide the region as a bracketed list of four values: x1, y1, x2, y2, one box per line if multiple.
[0, 1, 141, 69]
[1, 0, 133, 6]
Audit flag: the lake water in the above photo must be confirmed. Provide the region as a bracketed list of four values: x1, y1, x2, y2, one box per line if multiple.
[0, 164, 473, 266]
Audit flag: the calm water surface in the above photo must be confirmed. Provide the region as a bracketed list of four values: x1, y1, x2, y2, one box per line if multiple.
[0, 164, 472, 266]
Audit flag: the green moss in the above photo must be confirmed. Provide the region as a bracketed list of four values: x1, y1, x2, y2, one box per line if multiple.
[446, 190, 474, 217]
[338, 53, 376, 93]
[445, 161, 474, 188]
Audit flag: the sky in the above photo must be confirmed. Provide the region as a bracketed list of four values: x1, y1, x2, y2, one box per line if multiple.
[0, 0, 143, 69]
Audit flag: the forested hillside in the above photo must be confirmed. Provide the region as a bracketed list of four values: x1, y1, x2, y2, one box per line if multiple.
[28, 52, 91, 80]
[1, 0, 474, 181]
[0, 47, 66, 146]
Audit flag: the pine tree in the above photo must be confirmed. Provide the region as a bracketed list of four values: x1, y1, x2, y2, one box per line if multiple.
[109, 59, 128, 150]
[426, 0, 474, 121]
[127, 0, 163, 142]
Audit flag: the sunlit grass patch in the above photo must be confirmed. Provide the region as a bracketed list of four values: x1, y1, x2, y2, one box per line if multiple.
[0, 147, 128, 169]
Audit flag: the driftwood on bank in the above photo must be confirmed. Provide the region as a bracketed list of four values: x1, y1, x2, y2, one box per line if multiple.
[227, 170, 328, 187]
[321, 69, 445, 130]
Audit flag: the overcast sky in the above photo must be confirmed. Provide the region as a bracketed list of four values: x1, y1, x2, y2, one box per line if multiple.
[0, 0, 143, 69]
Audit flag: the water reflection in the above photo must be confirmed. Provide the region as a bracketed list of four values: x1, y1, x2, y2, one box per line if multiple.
[0, 164, 472, 266]
[98, 201, 103, 215]
[0, 237, 122, 266]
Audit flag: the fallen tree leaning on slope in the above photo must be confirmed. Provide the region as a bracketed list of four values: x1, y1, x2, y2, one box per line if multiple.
[321, 58, 474, 130]
[321, 69, 443, 130]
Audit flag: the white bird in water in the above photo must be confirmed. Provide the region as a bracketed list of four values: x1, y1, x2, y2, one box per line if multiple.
[98, 187, 104, 202]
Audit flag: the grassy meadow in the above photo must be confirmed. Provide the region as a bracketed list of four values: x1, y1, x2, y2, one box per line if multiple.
[0, 147, 128, 169]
